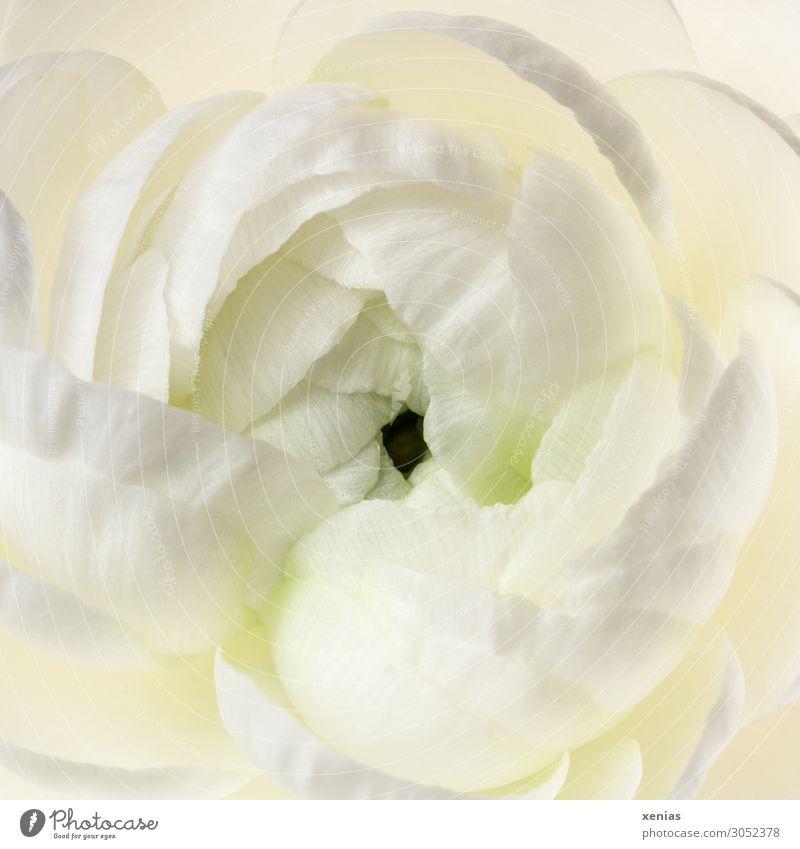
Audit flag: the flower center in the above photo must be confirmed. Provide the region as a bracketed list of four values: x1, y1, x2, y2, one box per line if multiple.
[381, 410, 428, 476]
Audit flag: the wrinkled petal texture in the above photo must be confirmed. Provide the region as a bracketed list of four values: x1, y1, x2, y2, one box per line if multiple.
[1, 2, 798, 801]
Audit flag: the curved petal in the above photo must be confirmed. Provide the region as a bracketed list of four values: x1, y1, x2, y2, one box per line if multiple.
[419, 147, 672, 503]
[198, 258, 367, 431]
[217, 105, 507, 296]
[92, 250, 171, 402]
[0, 192, 40, 351]
[321, 185, 515, 389]
[0, 345, 336, 654]
[669, 635, 744, 799]
[698, 698, 800, 799]
[506, 152, 670, 402]
[670, 297, 726, 423]
[0, 560, 146, 670]
[270, 551, 576, 792]
[499, 350, 681, 592]
[607, 624, 744, 799]
[150, 85, 385, 391]
[298, 11, 671, 232]
[0, 52, 165, 335]
[0, 737, 250, 800]
[0, 633, 252, 792]
[322, 442, 382, 506]
[608, 72, 800, 327]
[216, 636, 569, 799]
[674, 0, 800, 116]
[558, 738, 642, 799]
[0, 0, 282, 107]
[550, 340, 777, 617]
[249, 382, 390, 476]
[713, 276, 800, 719]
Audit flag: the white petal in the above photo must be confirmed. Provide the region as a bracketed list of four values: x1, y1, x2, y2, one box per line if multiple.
[0, 346, 336, 653]
[323, 442, 382, 506]
[0, 192, 40, 351]
[365, 446, 413, 502]
[0, 635, 251, 788]
[307, 300, 423, 403]
[507, 153, 670, 401]
[216, 639, 568, 799]
[421, 149, 672, 503]
[551, 341, 776, 621]
[628, 626, 745, 799]
[217, 106, 507, 300]
[0, 737, 250, 800]
[326, 185, 516, 389]
[713, 276, 800, 718]
[670, 636, 744, 799]
[276, 1, 696, 88]
[556, 624, 744, 799]
[609, 72, 800, 326]
[93, 250, 171, 402]
[249, 381, 390, 476]
[558, 738, 642, 800]
[270, 565, 572, 792]
[500, 350, 682, 597]
[0, 52, 165, 337]
[670, 297, 727, 423]
[297, 10, 670, 231]
[51, 91, 258, 380]
[0, 560, 145, 670]
[151, 86, 389, 390]
[198, 258, 367, 431]
[698, 698, 800, 799]
[0, 0, 279, 107]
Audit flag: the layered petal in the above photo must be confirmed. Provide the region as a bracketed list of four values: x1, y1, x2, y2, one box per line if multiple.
[289, 11, 670, 232]
[609, 72, 800, 326]
[51, 91, 261, 383]
[0, 345, 336, 654]
[713, 276, 800, 718]
[274, 0, 696, 87]
[0, 52, 165, 333]
[0, 625, 255, 798]
[0, 193, 40, 351]
[217, 628, 571, 799]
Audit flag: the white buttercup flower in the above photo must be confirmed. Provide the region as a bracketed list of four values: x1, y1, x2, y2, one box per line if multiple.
[0, 4, 798, 800]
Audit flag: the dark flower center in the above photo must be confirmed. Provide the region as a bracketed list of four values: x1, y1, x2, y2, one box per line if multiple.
[381, 410, 428, 476]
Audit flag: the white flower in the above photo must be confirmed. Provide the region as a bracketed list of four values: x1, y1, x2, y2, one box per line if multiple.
[0, 3, 798, 800]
